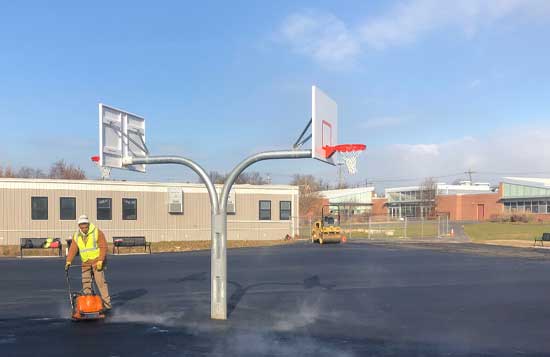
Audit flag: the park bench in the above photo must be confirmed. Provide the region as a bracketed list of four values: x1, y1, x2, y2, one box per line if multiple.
[20, 238, 62, 258]
[534, 233, 550, 247]
[112, 236, 151, 254]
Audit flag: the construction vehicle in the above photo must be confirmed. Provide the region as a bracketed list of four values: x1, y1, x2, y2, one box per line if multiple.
[311, 205, 344, 244]
[66, 265, 106, 321]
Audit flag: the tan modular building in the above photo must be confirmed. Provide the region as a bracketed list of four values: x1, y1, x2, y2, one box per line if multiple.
[0, 178, 299, 245]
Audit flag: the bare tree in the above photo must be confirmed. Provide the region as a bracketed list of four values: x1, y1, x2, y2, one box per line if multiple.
[419, 177, 438, 218]
[236, 172, 269, 185]
[209, 171, 226, 184]
[207, 171, 269, 185]
[0, 161, 85, 179]
[0, 166, 16, 178]
[17, 166, 46, 178]
[290, 174, 327, 217]
[48, 160, 86, 180]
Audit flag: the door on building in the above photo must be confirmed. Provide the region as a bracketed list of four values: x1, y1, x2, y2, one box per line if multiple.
[477, 204, 485, 221]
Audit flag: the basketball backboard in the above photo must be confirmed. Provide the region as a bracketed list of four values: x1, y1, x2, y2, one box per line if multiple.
[311, 86, 338, 165]
[99, 103, 147, 173]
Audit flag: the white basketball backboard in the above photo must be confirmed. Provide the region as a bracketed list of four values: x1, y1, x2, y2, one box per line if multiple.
[99, 103, 147, 173]
[311, 86, 338, 165]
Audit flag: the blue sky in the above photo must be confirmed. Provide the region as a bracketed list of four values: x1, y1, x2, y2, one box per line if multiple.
[1, 1, 550, 188]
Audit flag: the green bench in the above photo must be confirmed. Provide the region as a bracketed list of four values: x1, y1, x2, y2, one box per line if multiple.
[534, 233, 550, 247]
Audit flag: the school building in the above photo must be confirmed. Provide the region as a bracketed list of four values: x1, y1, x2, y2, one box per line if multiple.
[0, 178, 300, 246]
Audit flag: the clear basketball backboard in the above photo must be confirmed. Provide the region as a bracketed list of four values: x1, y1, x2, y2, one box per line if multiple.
[99, 103, 147, 173]
[311, 86, 338, 165]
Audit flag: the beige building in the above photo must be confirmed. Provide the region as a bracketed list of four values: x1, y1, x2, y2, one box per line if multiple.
[0, 178, 299, 245]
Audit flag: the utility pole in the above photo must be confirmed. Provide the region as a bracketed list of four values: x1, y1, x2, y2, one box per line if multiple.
[464, 168, 476, 183]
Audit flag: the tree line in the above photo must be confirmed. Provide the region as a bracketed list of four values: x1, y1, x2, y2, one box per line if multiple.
[0, 160, 86, 180]
[205, 171, 350, 216]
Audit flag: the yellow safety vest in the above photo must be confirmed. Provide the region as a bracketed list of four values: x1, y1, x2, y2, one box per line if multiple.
[44, 237, 53, 248]
[74, 224, 100, 262]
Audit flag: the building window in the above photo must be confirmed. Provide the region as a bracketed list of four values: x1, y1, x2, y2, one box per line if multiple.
[259, 200, 271, 220]
[122, 198, 137, 220]
[280, 201, 291, 220]
[60, 197, 76, 220]
[31, 197, 48, 220]
[539, 201, 546, 214]
[97, 198, 112, 220]
[517, 201, 524, 212]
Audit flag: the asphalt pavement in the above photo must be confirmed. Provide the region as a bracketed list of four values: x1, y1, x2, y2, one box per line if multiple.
[1, 242, 550, 356]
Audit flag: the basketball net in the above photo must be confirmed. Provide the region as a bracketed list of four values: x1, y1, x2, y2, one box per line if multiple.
[326, 144, 366, 175]
[340, 151, 362, 175]
[91, 156, 111, 180]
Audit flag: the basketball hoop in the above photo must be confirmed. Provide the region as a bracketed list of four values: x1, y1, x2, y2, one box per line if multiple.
[91, 155, 111, 180]
[324, 144, 366, 175]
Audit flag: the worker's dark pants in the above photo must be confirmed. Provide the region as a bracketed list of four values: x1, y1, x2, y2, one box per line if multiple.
[82, 265, 112, 308]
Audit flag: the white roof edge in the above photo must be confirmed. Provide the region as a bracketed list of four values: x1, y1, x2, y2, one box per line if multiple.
[0, 178, 298, 192]
[318, 187, 376, 194]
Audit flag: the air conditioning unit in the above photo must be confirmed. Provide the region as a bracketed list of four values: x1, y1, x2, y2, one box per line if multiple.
[168, 188, 183, 214]
[227, 190, 236, 214]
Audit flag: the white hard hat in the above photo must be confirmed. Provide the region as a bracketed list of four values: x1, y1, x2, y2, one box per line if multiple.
[77, 215, 90, 225]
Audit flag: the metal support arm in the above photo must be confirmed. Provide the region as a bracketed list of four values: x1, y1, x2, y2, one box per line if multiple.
[126, 150, 312, 321]
[127, 156, 219, 214]
[220, 150, 312, 211]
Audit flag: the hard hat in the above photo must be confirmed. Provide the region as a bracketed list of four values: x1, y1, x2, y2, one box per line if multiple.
[77, 215, 90, 225]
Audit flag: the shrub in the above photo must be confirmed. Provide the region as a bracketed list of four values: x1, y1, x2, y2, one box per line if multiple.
[490, 213, 535, 223]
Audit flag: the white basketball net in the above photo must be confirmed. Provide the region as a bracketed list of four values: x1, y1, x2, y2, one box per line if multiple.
[340, 151, 363, 175]
[94, 162, 111, 180]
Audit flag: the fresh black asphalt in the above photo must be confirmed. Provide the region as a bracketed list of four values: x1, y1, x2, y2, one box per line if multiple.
[1, 242, 550, 356]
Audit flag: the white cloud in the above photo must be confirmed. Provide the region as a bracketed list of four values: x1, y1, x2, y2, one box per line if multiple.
[362, 116, 407, 129]
[361, 0, 550, 49]
[277, 11, 360, 66]
[276, 1, 550, 65]
[362, 127, 550, 188]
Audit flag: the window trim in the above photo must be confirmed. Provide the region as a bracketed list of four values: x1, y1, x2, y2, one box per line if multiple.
[96, 197, 112, 221]
[259, 200, 272, 221]
[279, 200, 292, 221]
[59, 197, 76, 221]
[122, 198, 138, 221]
[31, 196, 48, 220]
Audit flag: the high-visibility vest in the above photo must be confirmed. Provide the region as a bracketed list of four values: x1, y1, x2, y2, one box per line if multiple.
[74, 224, 100, 262]
[44, 237, 53, 248]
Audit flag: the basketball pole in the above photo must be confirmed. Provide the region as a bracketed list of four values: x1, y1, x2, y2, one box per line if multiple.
[127, 149, 312, 320]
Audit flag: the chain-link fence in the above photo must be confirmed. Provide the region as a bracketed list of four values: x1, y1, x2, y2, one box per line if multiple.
[298, 214, 450, 241]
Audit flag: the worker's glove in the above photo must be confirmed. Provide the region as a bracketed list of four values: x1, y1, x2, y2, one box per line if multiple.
[64, 262, 71, 272]
[96, 261, 104, 271]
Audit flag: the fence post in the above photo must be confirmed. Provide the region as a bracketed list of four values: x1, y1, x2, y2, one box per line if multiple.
[368, 216, 371, 239]
[404, 217, 407, 239]
[421, 217, 424, 239]
[309, 217, 312, 242]
[437, 216, 441, 238]
[446, 215, 449, 236]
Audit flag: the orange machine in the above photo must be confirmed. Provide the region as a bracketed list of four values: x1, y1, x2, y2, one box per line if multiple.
[66, 266, 106, 321]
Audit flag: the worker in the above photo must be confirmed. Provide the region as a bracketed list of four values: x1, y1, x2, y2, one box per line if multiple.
[65, 215, 112, 311]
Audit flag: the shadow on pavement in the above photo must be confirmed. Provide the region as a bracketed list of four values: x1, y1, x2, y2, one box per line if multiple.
[227, 275, 336, 316]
